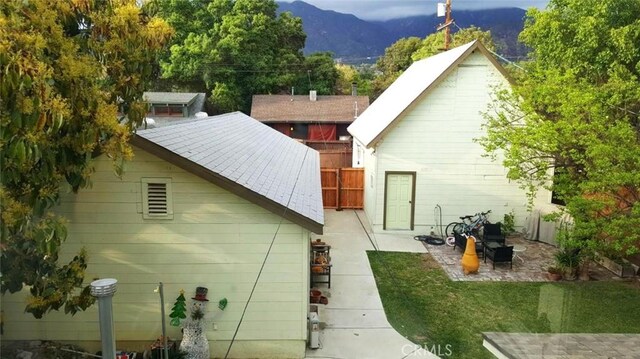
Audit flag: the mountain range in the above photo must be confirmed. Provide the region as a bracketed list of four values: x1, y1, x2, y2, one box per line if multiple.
[276, 1, 528, 63]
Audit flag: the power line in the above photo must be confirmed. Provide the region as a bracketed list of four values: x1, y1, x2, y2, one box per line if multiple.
[223, 149, 310, 359]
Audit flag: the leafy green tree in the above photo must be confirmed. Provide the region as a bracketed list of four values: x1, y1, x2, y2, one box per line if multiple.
[371, 37, 422, 100]
[0, 0, 172, 318]
[377, 37, 422, 75]
[334, 63, 371, 97]
[354, 64, 376, 99]
[153, 0, 306, 113]
[412, 26, 496, 61]
[294, 52, 339, 96]
[335, 64, 358, 95]
[479, 0, 640, 257]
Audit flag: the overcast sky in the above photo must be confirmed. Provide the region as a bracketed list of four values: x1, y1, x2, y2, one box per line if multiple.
[282, 0, 550, 21]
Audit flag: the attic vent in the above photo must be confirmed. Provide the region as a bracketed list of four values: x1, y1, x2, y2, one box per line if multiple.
[142, 178, 173, 219]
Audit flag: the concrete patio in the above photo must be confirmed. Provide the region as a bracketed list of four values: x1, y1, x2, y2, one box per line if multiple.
[424, 234, 623, 282]
[305, 210, 438, 359]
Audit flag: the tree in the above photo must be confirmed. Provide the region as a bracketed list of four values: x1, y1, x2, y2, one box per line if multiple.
[377, 37, 422, 75]
[0, 0, 172, 318]
[371, 37, 422, 99]
[479, 0, 640, 258]
[411, 26, 496, 61]
[153, 0, 306, 113]
[294, 52, 339, 96]
[335, 64, 358, 95]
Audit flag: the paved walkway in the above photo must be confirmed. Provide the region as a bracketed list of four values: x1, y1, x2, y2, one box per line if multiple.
[305, 210, 438, 359]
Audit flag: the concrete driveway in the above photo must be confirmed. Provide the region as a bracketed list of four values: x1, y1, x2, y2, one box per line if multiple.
[305, 210, 439, 359]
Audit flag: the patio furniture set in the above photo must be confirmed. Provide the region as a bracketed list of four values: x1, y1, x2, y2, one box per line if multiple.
[453, 223, 524, 269]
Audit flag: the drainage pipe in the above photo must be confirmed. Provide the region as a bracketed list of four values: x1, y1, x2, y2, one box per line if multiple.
[90, 278, 118, 359]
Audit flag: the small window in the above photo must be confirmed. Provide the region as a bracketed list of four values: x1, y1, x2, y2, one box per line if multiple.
[141, 178, 173, 219]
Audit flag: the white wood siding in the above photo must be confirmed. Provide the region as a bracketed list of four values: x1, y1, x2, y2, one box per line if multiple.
[2, 147, 310, 358]
[367, 52, 547, 232]
[362, 143, 378, 227]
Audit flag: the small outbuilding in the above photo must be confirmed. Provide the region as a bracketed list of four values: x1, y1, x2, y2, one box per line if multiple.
[143, 91, 206, 126]
[348, 41, 550, 233]
[2, 112, 323, 358]
[251, 92, 369, 168]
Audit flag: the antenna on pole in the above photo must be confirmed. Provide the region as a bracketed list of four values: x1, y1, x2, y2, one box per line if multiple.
[436, 0, 453, 51]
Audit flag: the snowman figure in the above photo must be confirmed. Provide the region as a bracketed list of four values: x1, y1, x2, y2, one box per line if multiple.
[179, 287, 210, 359]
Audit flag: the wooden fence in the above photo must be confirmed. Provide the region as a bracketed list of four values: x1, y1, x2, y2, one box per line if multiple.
[320, 168, 364, 209]
[306, 140, 353, 168]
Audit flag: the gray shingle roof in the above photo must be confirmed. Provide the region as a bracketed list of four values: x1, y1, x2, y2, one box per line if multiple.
[132, 112, 324, 233]
[143, 92, 200, 105]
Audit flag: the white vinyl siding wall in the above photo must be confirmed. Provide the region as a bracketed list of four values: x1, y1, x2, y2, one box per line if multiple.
[361, 142, 378, 228]
[2, 147, 310, 358]
[368, 52, 541, 232]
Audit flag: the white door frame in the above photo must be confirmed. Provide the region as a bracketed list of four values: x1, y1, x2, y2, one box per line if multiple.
[383, 171, 416, 230]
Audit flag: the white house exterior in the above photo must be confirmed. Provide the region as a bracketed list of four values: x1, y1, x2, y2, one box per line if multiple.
[2, 113, 323, 358]
[348, 41, 550, 233]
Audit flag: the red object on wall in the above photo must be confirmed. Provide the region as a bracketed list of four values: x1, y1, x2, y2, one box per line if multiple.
[273, 123, 292, 136]
[308, 124, 336, 141]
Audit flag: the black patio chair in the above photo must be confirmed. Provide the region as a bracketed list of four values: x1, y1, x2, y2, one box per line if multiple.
[454, 232, 484, 258]
[483, 222, 506, 245]
[484, 245, 514, 269]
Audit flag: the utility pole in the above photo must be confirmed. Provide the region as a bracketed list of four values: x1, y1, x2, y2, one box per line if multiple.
[436, 0, 454, 51]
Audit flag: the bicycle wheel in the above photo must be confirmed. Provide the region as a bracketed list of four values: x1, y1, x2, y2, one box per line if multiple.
[452, 223, 466, 235]
[445, 222, 459, 237]
[445, 236, 456, 247]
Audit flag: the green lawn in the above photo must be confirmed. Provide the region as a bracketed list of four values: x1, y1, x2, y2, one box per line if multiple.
[367, 251, 640, 359]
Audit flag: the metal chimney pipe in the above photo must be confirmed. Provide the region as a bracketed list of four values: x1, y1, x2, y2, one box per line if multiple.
[91, 278, 118, 359]
[351, 82, 358, 96]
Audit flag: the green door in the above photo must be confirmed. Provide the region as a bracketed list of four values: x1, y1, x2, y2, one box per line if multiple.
[385, 173, 414, 230]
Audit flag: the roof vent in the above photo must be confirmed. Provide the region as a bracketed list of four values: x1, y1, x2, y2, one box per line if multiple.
[143, 118, 156, 129]
[142, 178, 173, 219]
[309, 90, 317, 102]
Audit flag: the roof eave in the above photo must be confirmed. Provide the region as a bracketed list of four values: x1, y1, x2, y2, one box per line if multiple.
[258, 119, 355, 124]
[130, 135, 324, 234]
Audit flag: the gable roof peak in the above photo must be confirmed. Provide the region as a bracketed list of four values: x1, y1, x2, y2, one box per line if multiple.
[132, 112, 324, 233]
[348, 40, 507, 148]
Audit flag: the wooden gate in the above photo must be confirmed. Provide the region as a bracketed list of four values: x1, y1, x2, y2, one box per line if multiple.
[321, 168, 364, 209]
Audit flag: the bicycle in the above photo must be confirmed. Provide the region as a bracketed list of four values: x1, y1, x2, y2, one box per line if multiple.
[444, 210, 492, 246]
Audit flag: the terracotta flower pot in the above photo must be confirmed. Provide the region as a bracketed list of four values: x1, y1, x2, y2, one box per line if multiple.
[310, 289, 322, 303]
[547, 272, 562, 281]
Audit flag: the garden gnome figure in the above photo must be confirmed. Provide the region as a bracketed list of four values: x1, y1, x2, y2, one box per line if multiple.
[461, 235, 480, 274]
[179, 287, 210, 359]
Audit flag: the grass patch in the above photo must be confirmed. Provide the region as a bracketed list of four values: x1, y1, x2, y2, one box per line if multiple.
[367, 251, 640, 359]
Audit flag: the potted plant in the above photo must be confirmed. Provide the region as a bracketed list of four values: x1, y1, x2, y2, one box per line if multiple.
[555, 248, 582, 280]
[546, 266, 563, 281]
[501, 210, 516, 237]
